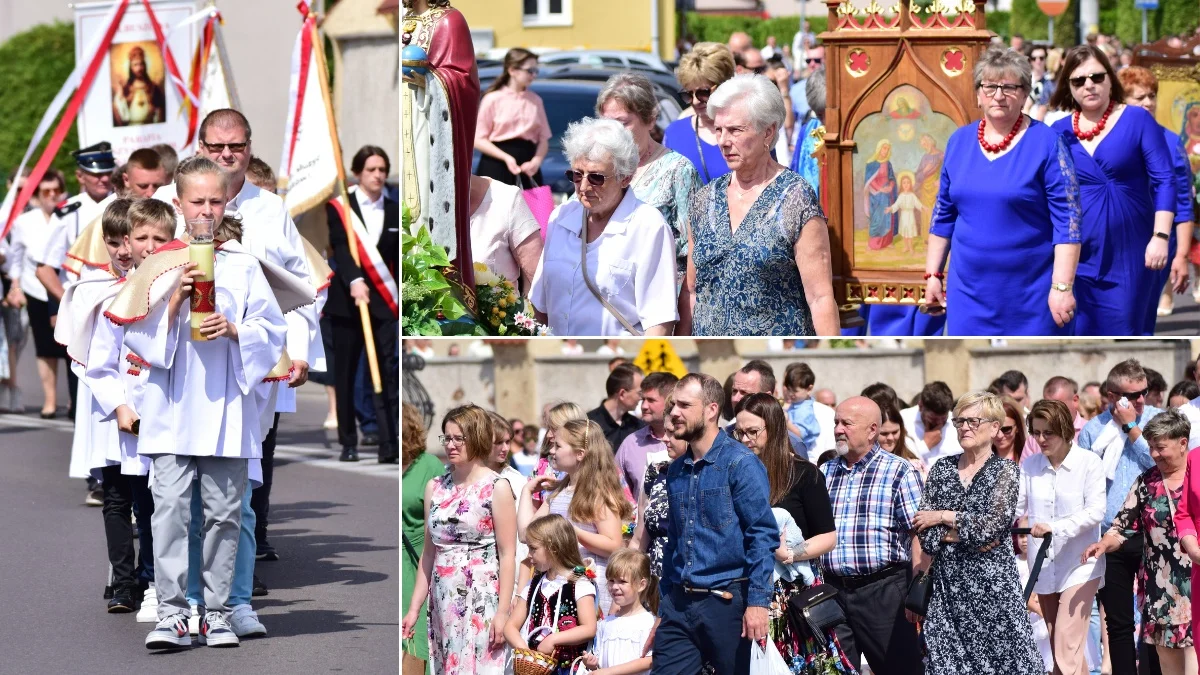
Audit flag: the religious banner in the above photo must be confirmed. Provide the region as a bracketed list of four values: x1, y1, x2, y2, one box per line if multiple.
[820, 0, 992, 313]
[1132, 35, 1200, 192]
[279, 4, 339, 218]
[74, 0, 196, 163]
[187, 6, 239, 152]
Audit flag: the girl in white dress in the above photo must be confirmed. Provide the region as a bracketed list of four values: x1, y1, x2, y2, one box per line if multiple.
[885, 172, 924, 254]
[580, 549, 656, 675]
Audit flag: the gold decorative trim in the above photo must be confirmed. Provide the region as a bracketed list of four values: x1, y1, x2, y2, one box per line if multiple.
[844, 281, 937, 305]
[1147, 63, 1200, 83]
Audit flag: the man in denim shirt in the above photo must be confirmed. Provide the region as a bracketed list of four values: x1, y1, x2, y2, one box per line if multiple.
[653, 373, 778, 675]
[1078, 359, 1161, 675]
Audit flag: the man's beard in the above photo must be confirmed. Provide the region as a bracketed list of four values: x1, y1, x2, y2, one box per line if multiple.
[673, 415, 706, 443]
[835, 440, 850, 456]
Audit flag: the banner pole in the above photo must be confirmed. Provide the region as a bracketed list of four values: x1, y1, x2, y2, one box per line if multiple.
[307, 11, 384, 396]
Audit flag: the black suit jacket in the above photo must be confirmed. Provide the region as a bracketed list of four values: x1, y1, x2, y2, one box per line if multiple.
[325, 194, 399, 322]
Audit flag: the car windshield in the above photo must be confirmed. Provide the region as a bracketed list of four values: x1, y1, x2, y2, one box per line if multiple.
[542, 88, 601, 155]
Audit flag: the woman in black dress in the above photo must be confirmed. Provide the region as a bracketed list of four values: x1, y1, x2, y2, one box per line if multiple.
[734, 393, 853, 673]
[912, 391, 1043, 675]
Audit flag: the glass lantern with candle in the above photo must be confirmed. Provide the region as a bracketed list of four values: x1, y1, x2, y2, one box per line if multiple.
[186, 217, 216, 341]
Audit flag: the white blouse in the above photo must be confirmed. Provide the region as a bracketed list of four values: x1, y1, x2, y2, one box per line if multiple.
[1016, 445, 1107, 594]
[469, 179, 540, 286]
[593, 611, 655, 673]
[529, 190, 678, 337]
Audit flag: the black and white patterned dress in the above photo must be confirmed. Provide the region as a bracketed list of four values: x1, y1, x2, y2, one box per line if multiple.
[917, 455, 1042, 675]
[642, 461, 670, 578]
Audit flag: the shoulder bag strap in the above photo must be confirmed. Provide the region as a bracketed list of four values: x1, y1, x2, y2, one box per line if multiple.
[693, 115, 711, 183]
[579, 207, 643, 336]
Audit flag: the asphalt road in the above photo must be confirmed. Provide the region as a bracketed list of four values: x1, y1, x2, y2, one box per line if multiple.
[0, 349, 399, 673]
[1155, 287, 1199, 336]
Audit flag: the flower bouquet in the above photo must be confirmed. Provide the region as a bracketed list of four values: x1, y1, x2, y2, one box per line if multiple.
[473, 262, 550, 336]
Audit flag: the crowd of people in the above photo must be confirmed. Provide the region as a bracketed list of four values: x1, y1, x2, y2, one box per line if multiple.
[0, 107, 401, 650]
[401, 346, 1200, 674]
[459, 29, 1197, 338]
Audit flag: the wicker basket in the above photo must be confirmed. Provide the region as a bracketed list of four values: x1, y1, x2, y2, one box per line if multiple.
[512, 648, 558, 675]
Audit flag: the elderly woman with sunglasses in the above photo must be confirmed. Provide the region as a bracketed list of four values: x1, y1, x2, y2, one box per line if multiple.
[680, 74, 839, 336]
[596, 73, 703, 291]
[1016, 400, 1107, 675]
[1049, 45, 1177, 336]
[925, 46, 1082, 337]
[528, 118, 678, 336]
[663, 42, 736, 185]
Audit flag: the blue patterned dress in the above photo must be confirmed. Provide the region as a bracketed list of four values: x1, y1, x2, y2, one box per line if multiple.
[930, 118, 1082, 336]
[690, 170, 824, 335]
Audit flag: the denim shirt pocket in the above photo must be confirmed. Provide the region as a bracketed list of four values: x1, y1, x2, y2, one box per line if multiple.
[700, 486, 734, 530]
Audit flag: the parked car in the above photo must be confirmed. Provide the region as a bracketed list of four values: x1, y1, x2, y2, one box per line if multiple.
[531, 64, 686, 109]
[474, 77, 682, 196]
[539, 50, 671, 74]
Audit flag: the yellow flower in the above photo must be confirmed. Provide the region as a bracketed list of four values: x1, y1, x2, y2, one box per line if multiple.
[474, 264, 501, 286]
[499, 311, 506, 318]
[498, 298, 507, 308]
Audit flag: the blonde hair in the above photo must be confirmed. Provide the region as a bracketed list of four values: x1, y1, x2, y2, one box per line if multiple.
[553, 419, 634, 525]
[540, 401, 585, 458]
[175, 155, 230, 198]
[127, 198, 176, 238]
[525, 514, 585, 571]
[676, 42, 736, 90]
[214, 214, 243, 243]
[606, 548, 658, 614]
[954, 391, 1005, 423]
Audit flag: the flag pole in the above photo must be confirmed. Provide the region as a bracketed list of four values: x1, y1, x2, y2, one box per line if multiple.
[306, 9, 384, 396]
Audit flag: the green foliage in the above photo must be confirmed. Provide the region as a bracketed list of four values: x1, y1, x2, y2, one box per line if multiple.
[1112, 0, 1197, 45]
[988, 10, 1012, 39]
[1009, 0, 1079, 46]
[401, 207, 482, 336]
[0, 21, 81, 194]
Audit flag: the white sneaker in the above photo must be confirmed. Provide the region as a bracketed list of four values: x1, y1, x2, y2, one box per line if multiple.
[188, 604, 201, 636]
[229, 604, 267, 638]
[199, 610, 240, 647]
[145, 613, 191, 650]
[136, 587, 158, 623]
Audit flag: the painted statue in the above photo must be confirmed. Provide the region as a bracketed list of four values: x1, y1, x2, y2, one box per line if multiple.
[402, 0, 479, 290]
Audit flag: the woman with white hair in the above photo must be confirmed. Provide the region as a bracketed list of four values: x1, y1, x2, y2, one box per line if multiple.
[528, 118, 678, 336]
[681, 73, 839, 335]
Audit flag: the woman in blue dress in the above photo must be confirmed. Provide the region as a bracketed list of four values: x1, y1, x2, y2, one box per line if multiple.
[681, 74, 840, 336]
[663, 42, 735, 186]
[1048, 45, 1177, 336]
[1117, 66, 1195, 329]
[925, 47, 1082, 336]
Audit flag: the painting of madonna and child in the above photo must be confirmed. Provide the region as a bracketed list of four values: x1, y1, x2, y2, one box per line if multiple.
[852, 85, 957, 269]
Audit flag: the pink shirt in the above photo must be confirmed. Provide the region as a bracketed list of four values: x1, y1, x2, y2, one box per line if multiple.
[476, 87, 552, 145]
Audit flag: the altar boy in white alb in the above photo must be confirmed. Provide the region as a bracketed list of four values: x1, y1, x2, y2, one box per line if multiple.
[120, 160, 287, 650]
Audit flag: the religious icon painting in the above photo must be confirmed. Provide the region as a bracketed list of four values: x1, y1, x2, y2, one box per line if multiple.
[850, 85, 957, 271]
[108, 40, 168, 127]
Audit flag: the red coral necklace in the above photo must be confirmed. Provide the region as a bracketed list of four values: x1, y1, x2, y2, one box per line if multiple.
[977, 116, 1023, 154]
[1073, 101, 1115, 141]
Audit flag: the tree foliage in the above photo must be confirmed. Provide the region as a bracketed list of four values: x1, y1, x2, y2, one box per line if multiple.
[0, 21, 80, 193]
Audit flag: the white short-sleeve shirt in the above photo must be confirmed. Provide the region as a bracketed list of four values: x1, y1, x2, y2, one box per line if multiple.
[469, 178, 540, 285]
[529, 190, 678, 336]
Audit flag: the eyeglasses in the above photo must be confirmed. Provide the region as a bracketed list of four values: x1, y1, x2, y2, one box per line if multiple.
[38, 187, 63, 197]
[733, 427, 764, 441]
[951, 417, 991, 430]
[749, 65, 767, 75]
[979, 83, 1025, 98]
[999, 425, 1016, 435]
[1115, 387, 1149, 401]
[806, 57, 823, 65]
[201, 141, 249, 154]
[679, 87, 713, 105]
[1029, 430, 1058, 439]
[516, 67, 540, 76]
[1069, 72, 1107, 88]
[439, 434, 466, 447]
[1030, 54, 1046, 62]
[566, 170, 611, 187]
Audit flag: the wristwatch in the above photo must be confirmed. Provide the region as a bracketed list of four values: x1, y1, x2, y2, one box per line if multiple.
[1050, 282, 1072, 292]
[1154, 232, 1171, 241]
[1121, 421, 1137, 434]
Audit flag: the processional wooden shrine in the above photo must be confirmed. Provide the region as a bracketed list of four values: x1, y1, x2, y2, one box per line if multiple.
[819, 0, 994, 313]
[1132, 35, 1200, 193]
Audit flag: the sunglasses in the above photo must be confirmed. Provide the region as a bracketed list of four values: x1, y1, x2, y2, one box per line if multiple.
[1115, 387, 1149, 400]
[750, 65, 767, 75]
[516, 67, 540, 76]
[566, 170, 611, 187]
[679, 87, 713, 105]
[1030, 54, 1046, 62]
[1069, 72, 1106, 88]
[806, 57, 823, 65]
[201, 141, 249, 153]
[999, 425, 1016, 435]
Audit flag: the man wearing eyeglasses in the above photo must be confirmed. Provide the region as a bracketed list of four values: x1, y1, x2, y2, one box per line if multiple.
[789, 46, 824, 143]
[153, 109, 323, 564]
[1077, 359, 1163, 675]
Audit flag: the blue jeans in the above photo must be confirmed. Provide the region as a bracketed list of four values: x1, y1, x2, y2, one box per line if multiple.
[186, 479, 257, 608]
[652, 581, 751, 675]
[355, 350, 377, 434]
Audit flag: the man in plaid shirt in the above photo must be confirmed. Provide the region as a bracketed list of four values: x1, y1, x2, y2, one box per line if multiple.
[820, 396, 926, 675]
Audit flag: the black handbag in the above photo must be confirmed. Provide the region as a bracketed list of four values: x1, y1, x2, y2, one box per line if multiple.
[904, 557, 935, 616]
[786, 584, 845, 648]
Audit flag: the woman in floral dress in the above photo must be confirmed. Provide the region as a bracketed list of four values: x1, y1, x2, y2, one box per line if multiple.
[403, 405, 518, 674]
[1086, 411, 1194, 672]
[631, 414, 689, 577]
